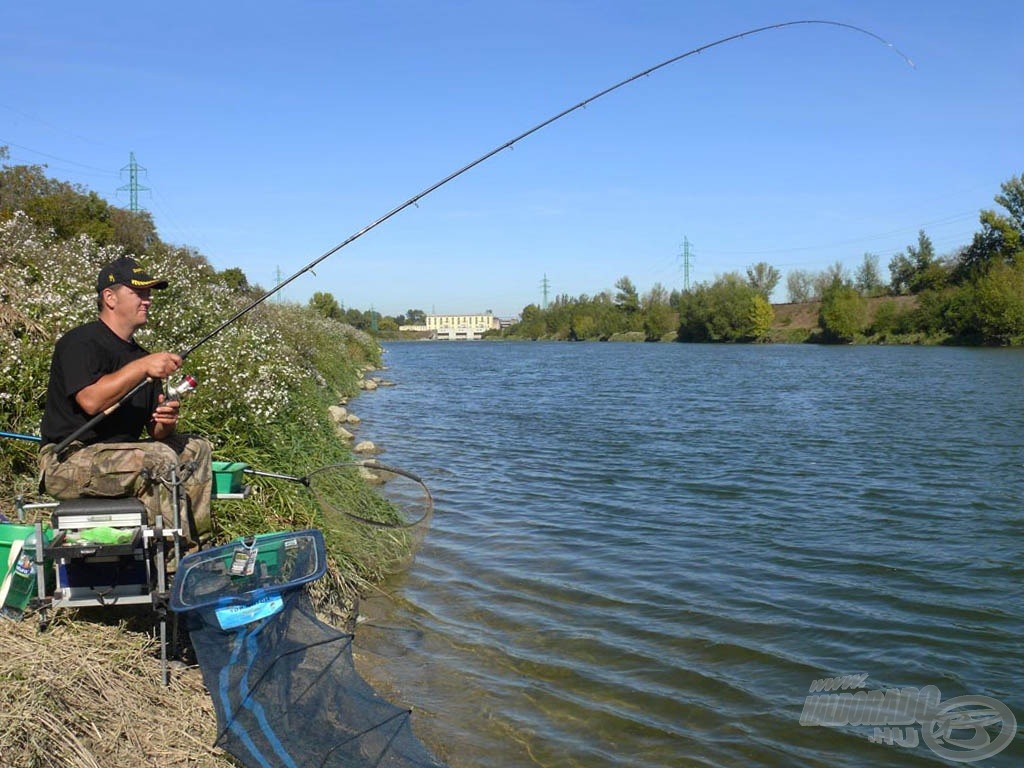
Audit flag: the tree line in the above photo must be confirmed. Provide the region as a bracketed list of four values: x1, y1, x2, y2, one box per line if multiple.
[494, 173, 1024, 345]
[3, 148, 1019, 346]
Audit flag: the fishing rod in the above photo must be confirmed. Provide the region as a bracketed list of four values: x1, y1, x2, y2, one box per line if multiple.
[52, 20, 912, 456]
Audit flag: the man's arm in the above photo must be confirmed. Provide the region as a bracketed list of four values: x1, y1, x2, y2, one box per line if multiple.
[74, 352, 182, 415]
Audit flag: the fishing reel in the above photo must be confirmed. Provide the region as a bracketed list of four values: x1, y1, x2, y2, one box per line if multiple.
[165, 373, 198, 402]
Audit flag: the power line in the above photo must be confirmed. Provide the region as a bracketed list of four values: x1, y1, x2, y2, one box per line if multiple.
[701, 212, 979, 258]
[0, 138, 118, 175]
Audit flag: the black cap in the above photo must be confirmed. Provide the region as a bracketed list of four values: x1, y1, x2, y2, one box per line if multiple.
[96, 256, 168, 293]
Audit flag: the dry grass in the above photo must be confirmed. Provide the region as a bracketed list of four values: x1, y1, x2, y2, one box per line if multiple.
[0, 611, 231, 768]
[771, 300, 822, 330]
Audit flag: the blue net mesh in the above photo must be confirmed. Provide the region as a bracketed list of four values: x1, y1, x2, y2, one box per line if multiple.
[171, 533, 445, 768]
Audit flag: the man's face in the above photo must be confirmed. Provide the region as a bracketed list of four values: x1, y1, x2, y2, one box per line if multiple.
[107, 284, 153, 329]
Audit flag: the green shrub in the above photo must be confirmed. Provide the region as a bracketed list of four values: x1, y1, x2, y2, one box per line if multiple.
[818, 283, 867, 343]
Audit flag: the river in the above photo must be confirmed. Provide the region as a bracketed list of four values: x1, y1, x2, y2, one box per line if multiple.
[349, 342, 1023, 768]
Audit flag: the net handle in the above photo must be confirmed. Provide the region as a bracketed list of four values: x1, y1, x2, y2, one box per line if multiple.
[248, 460, 434, 529]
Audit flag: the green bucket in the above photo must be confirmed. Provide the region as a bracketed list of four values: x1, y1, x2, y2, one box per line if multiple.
[0, 523, 54, 615]
[0, 523, 36, 586]
[212, 461, 249, 495]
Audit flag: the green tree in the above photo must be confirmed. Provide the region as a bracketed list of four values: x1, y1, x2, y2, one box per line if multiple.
[854, 253, 884, 296]
[868, 300, 902, 338]
[888, 252, 916, 295]
[344, 308, 370, 329]
[570, 313, 597, 340]
[0, 159, 61, 216]
[745, 262, 781, 299]
[516, 303, 547, 339]
[912, 232, 944, 291]
[589, 291, 622, 338]
[676, 287, 711, 341]
[971, 260, 1024, 344]
[614, 276, 639, 314]
[641, 283, 675, 340]
[818, 281, 867, 343]
[219, 267, 250, 292]
[955, 174, 1024, 280]
[310, 291, 343, 320]
[23, 187, 115, 244]
[405, 308, 426, 325]
[748, 295, 774, 341]
[109, 207, 158, 254]
[677, 273, 768, 342]
[909, 229, 936, 267]
[890, 230, 946, 294]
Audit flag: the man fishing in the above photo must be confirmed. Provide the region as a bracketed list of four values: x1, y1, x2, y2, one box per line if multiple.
[38, 256, 213, 547]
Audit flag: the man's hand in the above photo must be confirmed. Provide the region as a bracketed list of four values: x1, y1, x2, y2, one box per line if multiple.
[150, 393, 180, 439]
[143, 352, 183, 379]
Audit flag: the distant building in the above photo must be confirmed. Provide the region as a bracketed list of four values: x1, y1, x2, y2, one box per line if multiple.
[399, 311, 502, 340]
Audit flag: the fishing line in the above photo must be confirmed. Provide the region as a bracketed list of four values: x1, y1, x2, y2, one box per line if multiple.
[52, 20, 912, 454]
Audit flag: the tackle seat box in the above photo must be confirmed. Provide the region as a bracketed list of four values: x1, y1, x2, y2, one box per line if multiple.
[46, 498, 153, 605]
[50, 497, 149, 530]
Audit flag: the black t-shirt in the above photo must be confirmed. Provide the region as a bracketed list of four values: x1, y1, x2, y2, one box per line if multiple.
[40, 320, 160, 447]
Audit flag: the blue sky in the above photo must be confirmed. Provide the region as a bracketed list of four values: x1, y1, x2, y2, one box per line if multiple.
[2, 1, 1021, 318]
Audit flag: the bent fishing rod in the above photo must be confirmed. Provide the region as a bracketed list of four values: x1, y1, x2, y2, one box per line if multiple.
[52, 19, 913, 457]
[179, 19, 912, 359]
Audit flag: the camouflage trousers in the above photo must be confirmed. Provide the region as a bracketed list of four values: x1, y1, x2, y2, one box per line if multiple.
[39, 436, 214, 546]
